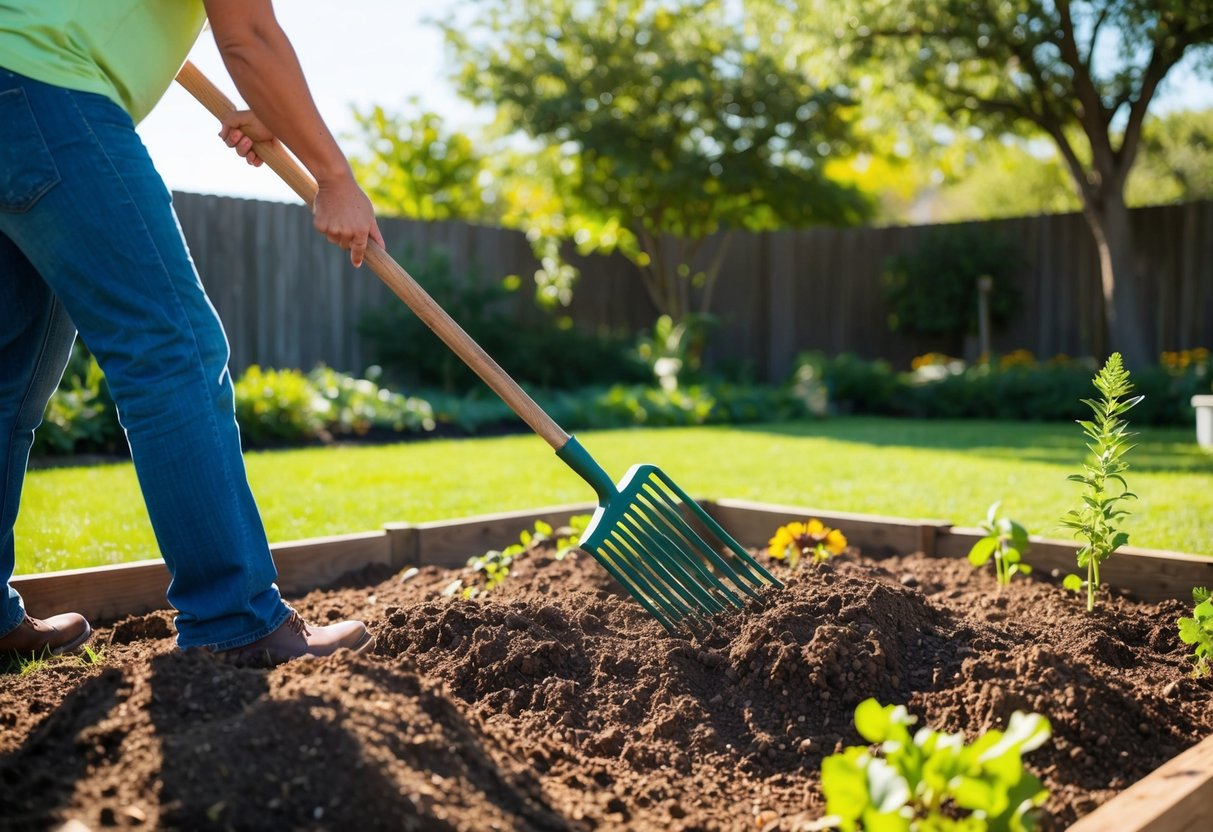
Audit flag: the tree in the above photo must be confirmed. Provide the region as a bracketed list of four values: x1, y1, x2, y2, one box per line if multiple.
[441, 0, 872, 324]
[348, 102, 498, 223]
[1128, 108, 1213, 204]
[770, 0, 1213, 366]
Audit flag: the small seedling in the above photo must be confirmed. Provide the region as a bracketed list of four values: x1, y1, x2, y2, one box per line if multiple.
[4, 642, 105, 675]
[968, 501, 1032, 586]
[464, 516, 591, 597]
[1178, 586, 1213, 678]
[816, 698, 1051, 832]
[1059, 353, 1141, 612]
[768, 519, 848, 569]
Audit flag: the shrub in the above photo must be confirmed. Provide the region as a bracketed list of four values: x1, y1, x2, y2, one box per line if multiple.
[790, 351, 1200, 426]
[32, 341, 122, 457]
[233, 366, 328, 445]
[358, 245, 646, 392]
[882, 226, 1024, 343]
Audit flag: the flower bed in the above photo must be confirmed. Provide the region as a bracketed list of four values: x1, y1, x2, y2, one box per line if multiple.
[2, 503, 1210, 830]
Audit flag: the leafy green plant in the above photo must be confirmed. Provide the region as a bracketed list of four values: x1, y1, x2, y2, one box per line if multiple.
[464, 516, 591, 597]
[34, 340, 122, 456]
[359, 245, 646, 393]
[819, 698, 1051, 832]
[1178, 586, 1213, 678]
[1059, 353, 1142, 612]
[968, 502, 1032, 587]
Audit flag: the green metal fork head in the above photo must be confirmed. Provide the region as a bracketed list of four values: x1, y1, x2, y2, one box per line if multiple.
[574, 459, 784, 634]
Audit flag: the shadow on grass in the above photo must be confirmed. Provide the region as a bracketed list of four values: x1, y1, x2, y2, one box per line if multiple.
[729, 418, 1213, 474]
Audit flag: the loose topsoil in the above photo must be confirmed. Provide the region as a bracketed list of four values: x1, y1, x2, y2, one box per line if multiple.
[2, 538, 1210, 831]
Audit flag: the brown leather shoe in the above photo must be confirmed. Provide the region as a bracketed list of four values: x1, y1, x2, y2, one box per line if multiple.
[0, 613, 92, 658]
[218, 609, 372, 667]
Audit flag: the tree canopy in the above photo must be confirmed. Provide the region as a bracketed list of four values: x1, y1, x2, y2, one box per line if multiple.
[439, 0, 872, 321]
[779, 0, 1213, 364]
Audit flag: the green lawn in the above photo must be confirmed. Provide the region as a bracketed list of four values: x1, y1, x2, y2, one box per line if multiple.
[16, 417, 1213, 574]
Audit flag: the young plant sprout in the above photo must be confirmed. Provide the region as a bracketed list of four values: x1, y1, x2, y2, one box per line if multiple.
[768, 519, 847, 569]
[817, 698, 1052, 832]
[968, 501, 1032, 586]
[464, 516, 590, 597]
[1178, 586, 1213, 678]
[1059, 353, 1141, 612]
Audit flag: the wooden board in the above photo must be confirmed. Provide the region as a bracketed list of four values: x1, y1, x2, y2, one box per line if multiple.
[410, 502, 598, 569]
[1067, 734, 1213, 832]
[705, 498, 951, 558]
[13, 530, 390, 622]
[9, 499, 1213, 828]
[936, 528, 1213, 604]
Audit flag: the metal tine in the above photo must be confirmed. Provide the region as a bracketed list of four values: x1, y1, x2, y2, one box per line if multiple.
[643, 472, 780, 589]
[581, 544, 679, 634]
[648, 469, 783, 587]
[601, 532, 693, 622]
[638, 479, 767, 598]
[609, 521, 708, 617]
[618, 511, 730, 614]
[594, 540, 684, 633]
[625, 498, 742, 610]
[630, 489, 748, 607]
[620, 510, 732, 615]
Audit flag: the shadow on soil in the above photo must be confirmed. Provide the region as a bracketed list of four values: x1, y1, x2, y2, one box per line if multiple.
[0, 667, 125, 830]
[147, 653, 577, 832]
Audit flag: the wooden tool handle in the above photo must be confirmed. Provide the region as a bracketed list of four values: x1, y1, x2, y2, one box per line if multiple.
[175, 61, 570, 450]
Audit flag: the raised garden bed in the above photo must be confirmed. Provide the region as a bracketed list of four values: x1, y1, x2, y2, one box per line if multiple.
[3, 500, 1211, 830]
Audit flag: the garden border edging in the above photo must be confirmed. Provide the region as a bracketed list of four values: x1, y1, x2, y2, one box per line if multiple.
[11, 498, 1212, 829]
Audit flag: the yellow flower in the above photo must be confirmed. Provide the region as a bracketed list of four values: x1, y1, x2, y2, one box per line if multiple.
[826, 529, 848, 554]
[767, 519, 847, 567]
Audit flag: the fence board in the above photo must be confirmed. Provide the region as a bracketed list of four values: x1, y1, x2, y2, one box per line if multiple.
[172, 193, 1213, 382]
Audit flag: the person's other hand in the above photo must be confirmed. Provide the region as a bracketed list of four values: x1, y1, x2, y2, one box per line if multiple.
[218, 109, 273, 166]
[313, 175, 384, 268]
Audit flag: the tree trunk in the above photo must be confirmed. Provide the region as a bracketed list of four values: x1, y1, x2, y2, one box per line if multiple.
[1079, 194, 1152, 369]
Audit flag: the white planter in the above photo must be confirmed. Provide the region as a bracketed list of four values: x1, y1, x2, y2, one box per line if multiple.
[1194, 395, 1213, 449]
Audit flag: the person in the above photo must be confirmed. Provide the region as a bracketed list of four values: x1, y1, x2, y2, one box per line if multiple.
[0, 0, 385, 664]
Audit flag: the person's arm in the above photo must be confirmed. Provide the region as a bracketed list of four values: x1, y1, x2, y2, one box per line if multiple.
[202, 0, 383, 266]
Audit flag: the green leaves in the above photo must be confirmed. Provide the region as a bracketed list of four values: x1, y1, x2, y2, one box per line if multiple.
[820, 699, 1052, 832]
[440, 0, 873, 320]
[1060, 353, 1139, 612]
[1177, 586, 1213, 678]
[465, 515, 592, 596]
[967, 502, 1032, 587]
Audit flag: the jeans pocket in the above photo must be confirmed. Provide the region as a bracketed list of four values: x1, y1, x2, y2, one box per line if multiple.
[0, 88, 61, 213]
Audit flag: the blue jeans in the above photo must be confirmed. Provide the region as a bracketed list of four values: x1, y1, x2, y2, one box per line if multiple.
[0, 68, 289, 649]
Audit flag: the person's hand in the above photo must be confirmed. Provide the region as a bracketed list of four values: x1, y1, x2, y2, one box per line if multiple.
[218, 109, 273, 166]
[313, 174, 385, 268]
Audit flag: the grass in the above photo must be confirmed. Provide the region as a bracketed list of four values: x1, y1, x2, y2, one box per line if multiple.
[2, 643, 105, 676]
[16, 417, 1213, 574]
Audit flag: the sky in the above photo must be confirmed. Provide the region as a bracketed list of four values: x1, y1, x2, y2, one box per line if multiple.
[137, 0, 1213, 205]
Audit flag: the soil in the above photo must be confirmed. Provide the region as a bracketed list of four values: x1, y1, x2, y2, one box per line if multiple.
[2, 540, 1210, 831]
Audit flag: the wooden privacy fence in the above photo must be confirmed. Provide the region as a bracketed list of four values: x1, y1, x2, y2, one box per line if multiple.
[173, 192, 1213, 382]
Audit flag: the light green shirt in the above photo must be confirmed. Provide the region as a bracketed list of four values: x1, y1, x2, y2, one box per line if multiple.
[0, 0, 206, 124]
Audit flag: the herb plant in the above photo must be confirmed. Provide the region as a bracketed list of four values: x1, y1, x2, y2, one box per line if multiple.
[967, 501, 1032, 587]
[1178, 586, 1213, 678]
[819, 698, 1052, 832]
[1059, 353, 1142, 612]
[768, 519, 848, 569]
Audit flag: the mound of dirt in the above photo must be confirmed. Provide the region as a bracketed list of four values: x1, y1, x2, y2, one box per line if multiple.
[1, 543, 1209, 831]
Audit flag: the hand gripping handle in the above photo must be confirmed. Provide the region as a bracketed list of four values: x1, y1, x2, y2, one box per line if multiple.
[174, 61, 570, 450]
